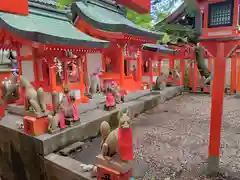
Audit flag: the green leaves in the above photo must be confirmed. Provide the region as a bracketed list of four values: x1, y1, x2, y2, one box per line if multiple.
[126, 9, 153, 29]
[56, 0, 72, 9]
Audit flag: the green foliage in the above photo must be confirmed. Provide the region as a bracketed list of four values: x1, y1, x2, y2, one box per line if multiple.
[56, 0, 72, 9]
[126, 9, 153, 29]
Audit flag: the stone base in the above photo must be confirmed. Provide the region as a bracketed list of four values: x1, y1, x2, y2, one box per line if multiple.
[104, 105, 116, 111]
[7, 104, 51, 118]
[95, 154, 133, 173]
[48, 128, 61, 134]
[207, 156, 220, 176]
[65, 118, 80, 126]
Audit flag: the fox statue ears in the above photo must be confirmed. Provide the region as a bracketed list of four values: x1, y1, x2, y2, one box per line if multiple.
[117, 109, 129, 119]
[123, 108, 129, 116]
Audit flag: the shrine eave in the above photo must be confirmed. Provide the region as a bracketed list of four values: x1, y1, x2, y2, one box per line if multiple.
[71, 0, 163, 40]
[163, 4, 186, 24]
[0, 3, 110, 49]
[143, 44, 177, 55]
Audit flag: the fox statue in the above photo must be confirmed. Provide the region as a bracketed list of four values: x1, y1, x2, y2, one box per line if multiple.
[88, 68, 104, 97]
[100, 109, 133, 161]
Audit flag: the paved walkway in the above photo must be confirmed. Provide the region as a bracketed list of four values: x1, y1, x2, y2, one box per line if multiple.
[132, 93, 240, 180]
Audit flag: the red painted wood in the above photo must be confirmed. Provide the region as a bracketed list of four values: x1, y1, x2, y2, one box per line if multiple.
[230, 56, 237, 94]
[115, 0, 150, 14]
[208, 43, 226, 157]
[0, 0, 28, 15]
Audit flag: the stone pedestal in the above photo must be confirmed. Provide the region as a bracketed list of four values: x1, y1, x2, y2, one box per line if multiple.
[95, 154, 133, 180]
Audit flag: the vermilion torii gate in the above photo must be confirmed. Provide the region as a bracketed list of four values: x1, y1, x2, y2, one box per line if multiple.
[198, 0, 240, 174]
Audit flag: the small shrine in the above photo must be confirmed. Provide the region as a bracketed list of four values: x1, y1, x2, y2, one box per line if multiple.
[72, 0, 163, 92]
[0, 0, 109, 106]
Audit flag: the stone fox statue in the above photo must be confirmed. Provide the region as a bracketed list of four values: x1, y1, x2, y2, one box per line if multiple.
[88, 68, 104, 96]
[19, 76, 46, 114]
[1, 74, 19, 101]
[100, 110, 131, 158]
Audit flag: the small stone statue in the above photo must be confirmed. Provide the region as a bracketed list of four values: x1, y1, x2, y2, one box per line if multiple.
[104, 87, 116, 111]
[88, 68, 104, 98]
[1, 74, 19, 102]
[20, 76, 47, 115]
[100, 109, 133, 161]
[111, 81, 124, 104]
[152, 72, 166, 90]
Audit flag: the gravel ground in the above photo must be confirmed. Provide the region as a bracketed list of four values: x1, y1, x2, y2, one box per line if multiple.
[132, 93, 240, 180]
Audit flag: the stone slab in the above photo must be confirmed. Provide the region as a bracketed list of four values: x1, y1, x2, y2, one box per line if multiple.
[0, 87, 183, 156]
[44, 153, 94, 180]
[78, 89, 150, 114]
[59, 141, 84, 156]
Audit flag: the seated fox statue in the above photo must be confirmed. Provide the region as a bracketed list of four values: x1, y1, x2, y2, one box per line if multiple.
[100, 109, 133, 161]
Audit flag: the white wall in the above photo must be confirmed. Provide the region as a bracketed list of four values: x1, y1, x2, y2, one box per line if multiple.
[86, 53, 102, 76]
[20, 46, 34, 82]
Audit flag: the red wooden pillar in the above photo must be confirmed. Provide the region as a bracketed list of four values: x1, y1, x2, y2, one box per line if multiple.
[230, 55, 237, 94]
[208, 58, 212, 71]
[49, 64, 57, 91]
[237, 56, 240, 95]
[119, 47, 125, 87]
[193, 61, 198, 92]
[16, 47, 24, 105]
[78, 57, 84, 97]
[169, 57, 174, 71]
[180, 57, 185, 86]
[208, 43, 226, 174]
[83, 53, 89, 90]
[63, 61, 68, 84]
[137, 50, 143, 83]
[149, 59, 153, 87]
[189, 61, 193, 89]
[158, 60, 161, 76]
[102, 53, 106, 72]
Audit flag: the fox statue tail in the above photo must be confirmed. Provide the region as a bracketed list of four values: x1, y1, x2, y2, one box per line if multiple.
[100, 121, 111, 149]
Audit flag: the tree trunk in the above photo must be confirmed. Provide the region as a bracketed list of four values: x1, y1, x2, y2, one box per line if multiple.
[195, 45, 211, 79]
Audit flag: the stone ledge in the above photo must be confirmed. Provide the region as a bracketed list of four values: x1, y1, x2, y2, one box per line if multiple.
[0, 87, 183, 156]
[44, 153, 94, 180]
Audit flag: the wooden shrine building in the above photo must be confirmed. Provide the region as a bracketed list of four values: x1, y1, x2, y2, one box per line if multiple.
[0, 0, 109, 104]
[71, 0, 163, 92]
[142, 44, 177, 87]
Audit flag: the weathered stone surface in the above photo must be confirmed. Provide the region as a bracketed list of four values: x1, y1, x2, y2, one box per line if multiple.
[0, 87, 183, 180]
[45, 153, 92, 180]
[59, 141, 84, 156]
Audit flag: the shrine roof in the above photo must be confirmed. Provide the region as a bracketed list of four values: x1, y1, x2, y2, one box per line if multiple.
[0, 1, 110, 48]
[71, 0, 163, 40]
[143, 44, 177, 55]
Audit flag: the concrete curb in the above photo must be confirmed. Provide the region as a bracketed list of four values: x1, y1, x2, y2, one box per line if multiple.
[43, 87, 184, 180]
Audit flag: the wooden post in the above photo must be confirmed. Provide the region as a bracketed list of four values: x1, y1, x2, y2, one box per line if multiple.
[158, 60, 161, 76]
[208, 58, 212, 71]
[230, 55, 237, 94]
[63, 61, 68, 84]
[149, 59, 153, 88]
[83, 53, 88, 90]
[208, 43, 226, 174]
[236, 56, 240, 95]
[49, 64, 57, 91]
[119, 47, 124, 87]
[189, 61, 193, 89]
[193, 61, 198, 92]
[169, 57, 174, 71]
[32, 49, 39, 87]
[137, 50, 143, 84]
[16, 46, 24, 105]
[180, 57, 185, 86]
[102, 53, 106, 72]
[78, 57, 84, 97]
